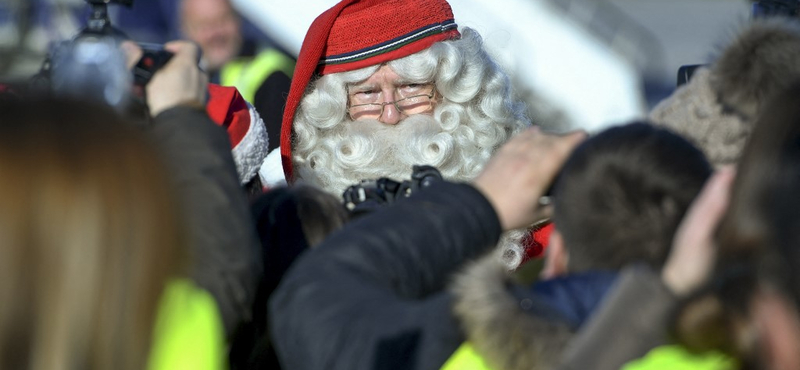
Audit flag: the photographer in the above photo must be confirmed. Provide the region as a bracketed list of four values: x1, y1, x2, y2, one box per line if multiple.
[0, 41, 246, 369]
[30, 0, 266, 337]
[137, 41, 262, 338]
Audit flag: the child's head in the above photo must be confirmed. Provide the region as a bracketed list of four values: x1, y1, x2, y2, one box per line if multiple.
[545, 122, 712, 276]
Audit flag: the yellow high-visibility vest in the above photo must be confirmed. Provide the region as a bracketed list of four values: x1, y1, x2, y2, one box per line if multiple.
[440, 343, 494, 370]
[220, 48, 295, 104]
[147, 279, 227, 370]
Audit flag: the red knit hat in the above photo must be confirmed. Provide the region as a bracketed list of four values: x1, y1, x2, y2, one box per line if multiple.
[206, 83, 269, 184]
[280, 0, 460, 181]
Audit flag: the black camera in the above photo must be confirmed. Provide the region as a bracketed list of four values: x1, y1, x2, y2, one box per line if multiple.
[342, 165, 444, 217]
[35, 0, 173, 109]
[677, 64, 704, 86]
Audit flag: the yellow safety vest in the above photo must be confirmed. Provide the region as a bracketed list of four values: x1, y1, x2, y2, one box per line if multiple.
[147, 279, 227, 370]
[442, 343, 737, 370]
[440, 343, 494, 370]
[622, 345, 738, 370]
[220, 48, 295, 104]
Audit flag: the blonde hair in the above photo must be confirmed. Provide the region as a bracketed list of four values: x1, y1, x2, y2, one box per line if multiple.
[0, 98, 186, 370]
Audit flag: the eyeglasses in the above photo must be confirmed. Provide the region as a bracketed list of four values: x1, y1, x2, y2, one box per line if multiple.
[347, 86, 437, 120]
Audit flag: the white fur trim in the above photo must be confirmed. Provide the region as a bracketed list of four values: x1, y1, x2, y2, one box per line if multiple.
[231, 102, 269, 184]
[259, 147, 287, 188]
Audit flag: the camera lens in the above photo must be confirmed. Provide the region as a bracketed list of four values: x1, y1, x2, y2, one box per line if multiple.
[51, 36, 131, 108]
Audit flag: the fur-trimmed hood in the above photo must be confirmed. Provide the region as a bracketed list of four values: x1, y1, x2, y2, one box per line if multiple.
[449, 254, 617, 370]
[711, 17, 800, 120]
[651, 17, 800, 167]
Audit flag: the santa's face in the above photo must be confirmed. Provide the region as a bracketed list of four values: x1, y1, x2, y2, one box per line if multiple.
[291, 29, 530, 268]
[292, 33, 526, 197]
[293, 64, 484, 197]
[346, 65, 438, 125]
[295, 101, 466, 197]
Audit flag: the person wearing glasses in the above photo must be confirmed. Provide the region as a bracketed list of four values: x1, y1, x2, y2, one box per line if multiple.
[263, 0, 543, 269]
[276, 0, 529, 198]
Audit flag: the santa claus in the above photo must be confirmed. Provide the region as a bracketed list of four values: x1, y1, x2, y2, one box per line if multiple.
[262, 0, 550, 267]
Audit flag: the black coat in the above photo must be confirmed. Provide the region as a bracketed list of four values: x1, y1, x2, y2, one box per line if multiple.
[269, 182, 502, 370]
[151, 107, 262, 336]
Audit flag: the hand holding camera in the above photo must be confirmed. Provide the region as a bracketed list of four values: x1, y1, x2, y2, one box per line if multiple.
[42, 0, 205, 116]
[144, 41, 208, 117]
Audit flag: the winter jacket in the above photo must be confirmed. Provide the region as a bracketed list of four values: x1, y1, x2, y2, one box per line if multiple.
[270, 181, 501, 370]
[151, 106, 262, 336]
[450, 260, 618, 370]
[147, 279, 227, 370]
[557, 266, 679, 370]
[229, 187, 313, 369]
[269, 180, 618, 370]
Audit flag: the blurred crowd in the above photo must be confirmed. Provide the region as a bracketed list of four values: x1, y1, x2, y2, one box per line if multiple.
[3, 0, 800, 369]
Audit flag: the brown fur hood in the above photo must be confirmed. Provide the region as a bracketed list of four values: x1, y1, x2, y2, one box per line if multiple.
[650, 17, 800, 167]
[711, 17, 800, 120]
[449, 254, 573, 370]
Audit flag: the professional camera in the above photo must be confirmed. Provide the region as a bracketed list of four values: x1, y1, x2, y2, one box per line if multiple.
[34, 0, 173, 110]
[342, 165, 444, 217]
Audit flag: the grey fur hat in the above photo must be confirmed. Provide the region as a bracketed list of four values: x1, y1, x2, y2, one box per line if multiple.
[650, 18, 800, 167]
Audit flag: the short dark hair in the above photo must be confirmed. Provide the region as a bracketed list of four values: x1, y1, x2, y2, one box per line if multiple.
[553, 122, 712, 272]
[292, 184, 351, 247]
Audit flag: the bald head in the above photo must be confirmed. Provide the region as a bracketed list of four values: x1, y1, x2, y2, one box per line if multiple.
[180, 0, 242, 72]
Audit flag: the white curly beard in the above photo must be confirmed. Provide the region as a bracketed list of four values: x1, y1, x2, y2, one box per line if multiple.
[293, 113, 489, 196]
[293, 114, 528, 270]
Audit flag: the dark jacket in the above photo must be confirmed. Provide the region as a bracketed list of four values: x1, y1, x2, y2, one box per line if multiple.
[269, 181, 619, 370]
[556, 266, 677, 370]
[270, 182, 501, 370]
[451, 253, 618, 370]
[151, 106, 262, 336]
[229, 187, 312, 369]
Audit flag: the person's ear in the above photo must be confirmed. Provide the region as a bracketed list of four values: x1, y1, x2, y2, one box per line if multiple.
[541, 228, 568, 279]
